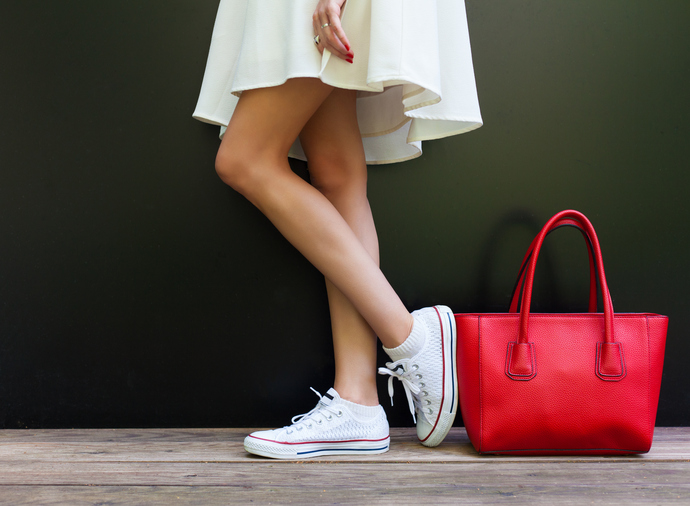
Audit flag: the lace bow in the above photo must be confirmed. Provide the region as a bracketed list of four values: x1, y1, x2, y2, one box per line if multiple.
[285, 387, 342, 434]
[378, 359, 421, 424]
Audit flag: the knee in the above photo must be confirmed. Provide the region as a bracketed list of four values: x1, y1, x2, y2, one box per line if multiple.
[214, 145, 256, 196]
[308, 156, 368, 201]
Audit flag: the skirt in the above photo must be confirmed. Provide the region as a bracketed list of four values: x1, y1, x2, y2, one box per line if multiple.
[192, 0, 483, 164]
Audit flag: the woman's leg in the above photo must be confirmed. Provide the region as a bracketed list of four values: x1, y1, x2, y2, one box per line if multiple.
[299, 88, 379, 407]
[220, 78, 458, 454]
[216, 78, 413, 348]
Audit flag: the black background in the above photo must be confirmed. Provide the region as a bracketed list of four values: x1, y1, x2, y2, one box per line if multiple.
[1, 0, 688, 428]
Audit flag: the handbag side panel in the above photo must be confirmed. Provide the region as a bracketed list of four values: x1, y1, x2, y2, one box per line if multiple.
[455, 314, 482, 452]
[646, 315, 669, 434]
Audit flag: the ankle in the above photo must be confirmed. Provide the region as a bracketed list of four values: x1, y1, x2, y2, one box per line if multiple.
[383, 313, 424, 361]
[332, 385, 379, 407]
[380, 313, 415, 349]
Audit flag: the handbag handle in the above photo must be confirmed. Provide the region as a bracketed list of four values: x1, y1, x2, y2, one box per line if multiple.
[508, 219, 598, 313]
[506, 210, 626, 382]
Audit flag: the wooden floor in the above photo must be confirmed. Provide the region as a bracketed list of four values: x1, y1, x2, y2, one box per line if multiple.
[1, 428, 689, 505]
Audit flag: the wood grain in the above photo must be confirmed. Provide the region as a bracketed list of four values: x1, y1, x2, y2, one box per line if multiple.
[0, 428, 687, 463]
[0, 428, 688, 505]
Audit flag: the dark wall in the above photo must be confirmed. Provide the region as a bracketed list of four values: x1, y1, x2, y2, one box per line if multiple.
[1, 0, 688, 428]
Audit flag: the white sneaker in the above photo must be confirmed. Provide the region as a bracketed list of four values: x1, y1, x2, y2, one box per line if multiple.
[379, 305, 458, 447]
[244, 388, 390, 459]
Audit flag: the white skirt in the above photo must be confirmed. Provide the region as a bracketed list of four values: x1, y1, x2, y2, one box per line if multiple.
[192, 0, 483, 164]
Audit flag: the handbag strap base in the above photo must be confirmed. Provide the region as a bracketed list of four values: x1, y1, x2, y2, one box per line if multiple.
[596, 342, 627, 381]
[505, 342, 537, 381]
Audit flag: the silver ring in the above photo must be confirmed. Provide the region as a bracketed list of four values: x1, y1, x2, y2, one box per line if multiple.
[313, 35, 320, 45]
[321, 23, 330, 29]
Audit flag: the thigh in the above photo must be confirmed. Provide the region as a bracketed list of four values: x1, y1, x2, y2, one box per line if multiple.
[220, 78, 334, 161]
[299, 87, 367, 181]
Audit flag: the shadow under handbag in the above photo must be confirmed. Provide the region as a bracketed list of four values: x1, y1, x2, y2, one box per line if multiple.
[455, 210, 668, 455]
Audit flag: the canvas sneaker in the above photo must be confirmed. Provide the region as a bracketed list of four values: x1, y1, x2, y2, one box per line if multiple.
[244, 388, 390, 459]
[379, 305, 458, 447]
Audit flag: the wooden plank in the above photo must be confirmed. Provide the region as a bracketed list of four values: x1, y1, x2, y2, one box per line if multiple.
[0, 428, 241, 443]
[2, 427, 685, 444]
[0, 463, 689, 505]
[0, 460, 689, 486]
[0, 428, 688, 463]
[0, 429, 688, 504]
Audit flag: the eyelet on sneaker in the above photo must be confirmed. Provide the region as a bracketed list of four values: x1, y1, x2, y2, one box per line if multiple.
[307, 424, 313, 428]
[326, 415, 333, 421]
[297, 427, 303, 431]
[376, 306, 459, 448]
[316, 419, 323, 425]
[426, 399, 432, 405]
[337, 411, 343, 417]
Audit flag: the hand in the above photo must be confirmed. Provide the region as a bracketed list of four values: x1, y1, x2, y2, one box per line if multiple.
[312, 0, 353, 63]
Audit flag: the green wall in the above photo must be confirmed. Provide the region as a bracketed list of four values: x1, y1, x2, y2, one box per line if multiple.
[1, 0, 688, 427]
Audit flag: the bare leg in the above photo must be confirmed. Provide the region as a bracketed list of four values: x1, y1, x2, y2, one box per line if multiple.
[215, 78, 413, 348]
[299, 88, 379, 406]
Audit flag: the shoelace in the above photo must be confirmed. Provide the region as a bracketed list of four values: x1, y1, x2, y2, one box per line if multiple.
[378, 359, 422, 424]
[285, 387, 344, 434]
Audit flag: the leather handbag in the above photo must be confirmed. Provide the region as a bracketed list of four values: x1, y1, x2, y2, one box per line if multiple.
[455, 210, 668, 455]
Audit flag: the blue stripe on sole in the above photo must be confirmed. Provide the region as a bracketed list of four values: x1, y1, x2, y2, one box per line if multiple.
[297, 445, 390, 455]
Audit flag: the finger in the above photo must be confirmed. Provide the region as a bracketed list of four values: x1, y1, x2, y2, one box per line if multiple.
[324, 10, 351, 54]
[322, 38, 351, 62]
[321, 25, 350, 59]
[319, 15, 351, 61]
[313, 4, 351, 61]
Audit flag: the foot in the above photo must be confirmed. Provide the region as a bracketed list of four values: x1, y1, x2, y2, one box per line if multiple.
[244, 388, 390, 459]
[378, 305, 458, 447]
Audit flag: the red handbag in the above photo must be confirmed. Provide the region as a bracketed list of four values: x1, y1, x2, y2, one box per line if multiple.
[456, 210, 668, 455]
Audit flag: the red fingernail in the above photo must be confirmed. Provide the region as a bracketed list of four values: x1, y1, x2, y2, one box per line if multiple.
[347, 58, 353, 64]
[345, 44, 351, 51]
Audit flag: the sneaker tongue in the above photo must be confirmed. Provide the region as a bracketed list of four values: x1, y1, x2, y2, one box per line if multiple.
[319, 388, 340, 407]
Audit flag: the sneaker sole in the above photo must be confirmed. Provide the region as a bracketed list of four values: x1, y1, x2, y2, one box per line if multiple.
[419, 305, 458, 447]
[244, 435, 391, 460]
